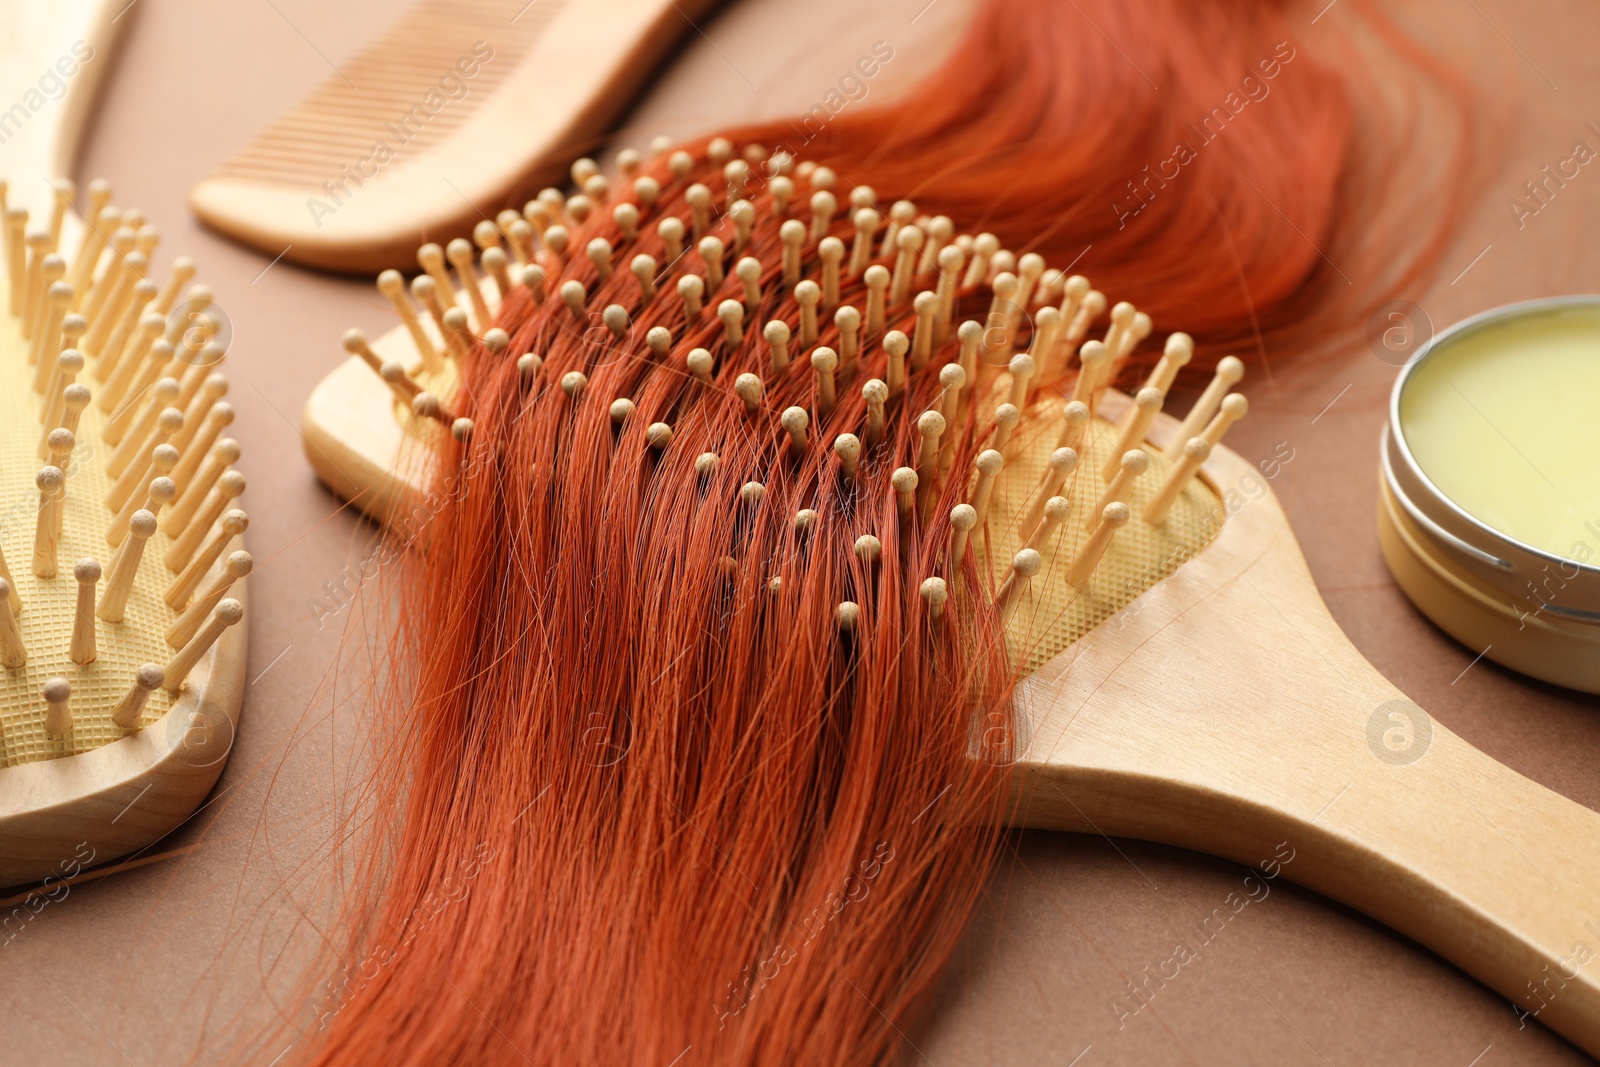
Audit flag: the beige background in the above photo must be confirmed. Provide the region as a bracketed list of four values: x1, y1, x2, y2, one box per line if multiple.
[2, 0, 1598, 1063]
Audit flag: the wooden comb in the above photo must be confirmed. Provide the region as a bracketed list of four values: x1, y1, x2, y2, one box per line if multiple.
[189, 0, 723, 274]
[300, 142, 1600, 1055]
[0, 2, 250, 887]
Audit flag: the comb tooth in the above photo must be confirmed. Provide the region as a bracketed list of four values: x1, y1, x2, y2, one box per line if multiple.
[834, 307, 860, 371]
[778, 221, 805, 287]
[991, 250, 1017, 279]
[1029, 307, 1061, 384]
[646, 422, 673, 452]
[795, 282, 820, 346]
[891, 469, 918, 538]
[694, 452, 719, 481]
[1036, 267, 1064, 308]
[835, 601, 860, 633]
[0, 579, 24, 666]
[557, 373, 587, 404]
[162, 598, 243, 694]
[735, 258, 761, 313]
[582, 176, 609, 211]
[1104, 389, 1165, 481]
[32, 466, 65, 578]
[609, 398, 635, 428]
[633, 175, 661, 211]
[42, 678, 71, 737]
[1167, 355, 1244, 457]
[1089, 451, 1149, 530]
[818, 238, 843, 308]
[69, 180, 111, 270]
[165, 471, 245, 574]
[645, 327, 672, 360]
[70, 560, 101, 665]
[920, 576, 949, 621]
[1067, 502, 1131, 588]
[111, 665, 163, 730]
[481, 249, 511, 309]
[167, 551, 252, 649]
[165, 508, 246, 607]
[811, 348, 838, 418]
[176, 342, 227, 413]
[1146, 438, 1213, 525]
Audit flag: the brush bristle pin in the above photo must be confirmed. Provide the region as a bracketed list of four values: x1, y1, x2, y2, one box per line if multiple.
[0, 176, 249, 828]
[325, 137, 1247, 689]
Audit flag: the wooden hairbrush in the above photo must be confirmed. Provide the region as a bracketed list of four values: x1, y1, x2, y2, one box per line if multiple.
[301, 142, 1600, 1055]
[0, 2, 250, 888]
[189, 0, 723, 274]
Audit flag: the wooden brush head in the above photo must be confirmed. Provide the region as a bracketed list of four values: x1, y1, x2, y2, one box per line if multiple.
[0, 173, 248, 887]
[300, 139, 1600, 1058]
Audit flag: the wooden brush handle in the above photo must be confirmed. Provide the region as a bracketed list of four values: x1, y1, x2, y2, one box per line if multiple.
[1015, 448, 1600, 1055]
